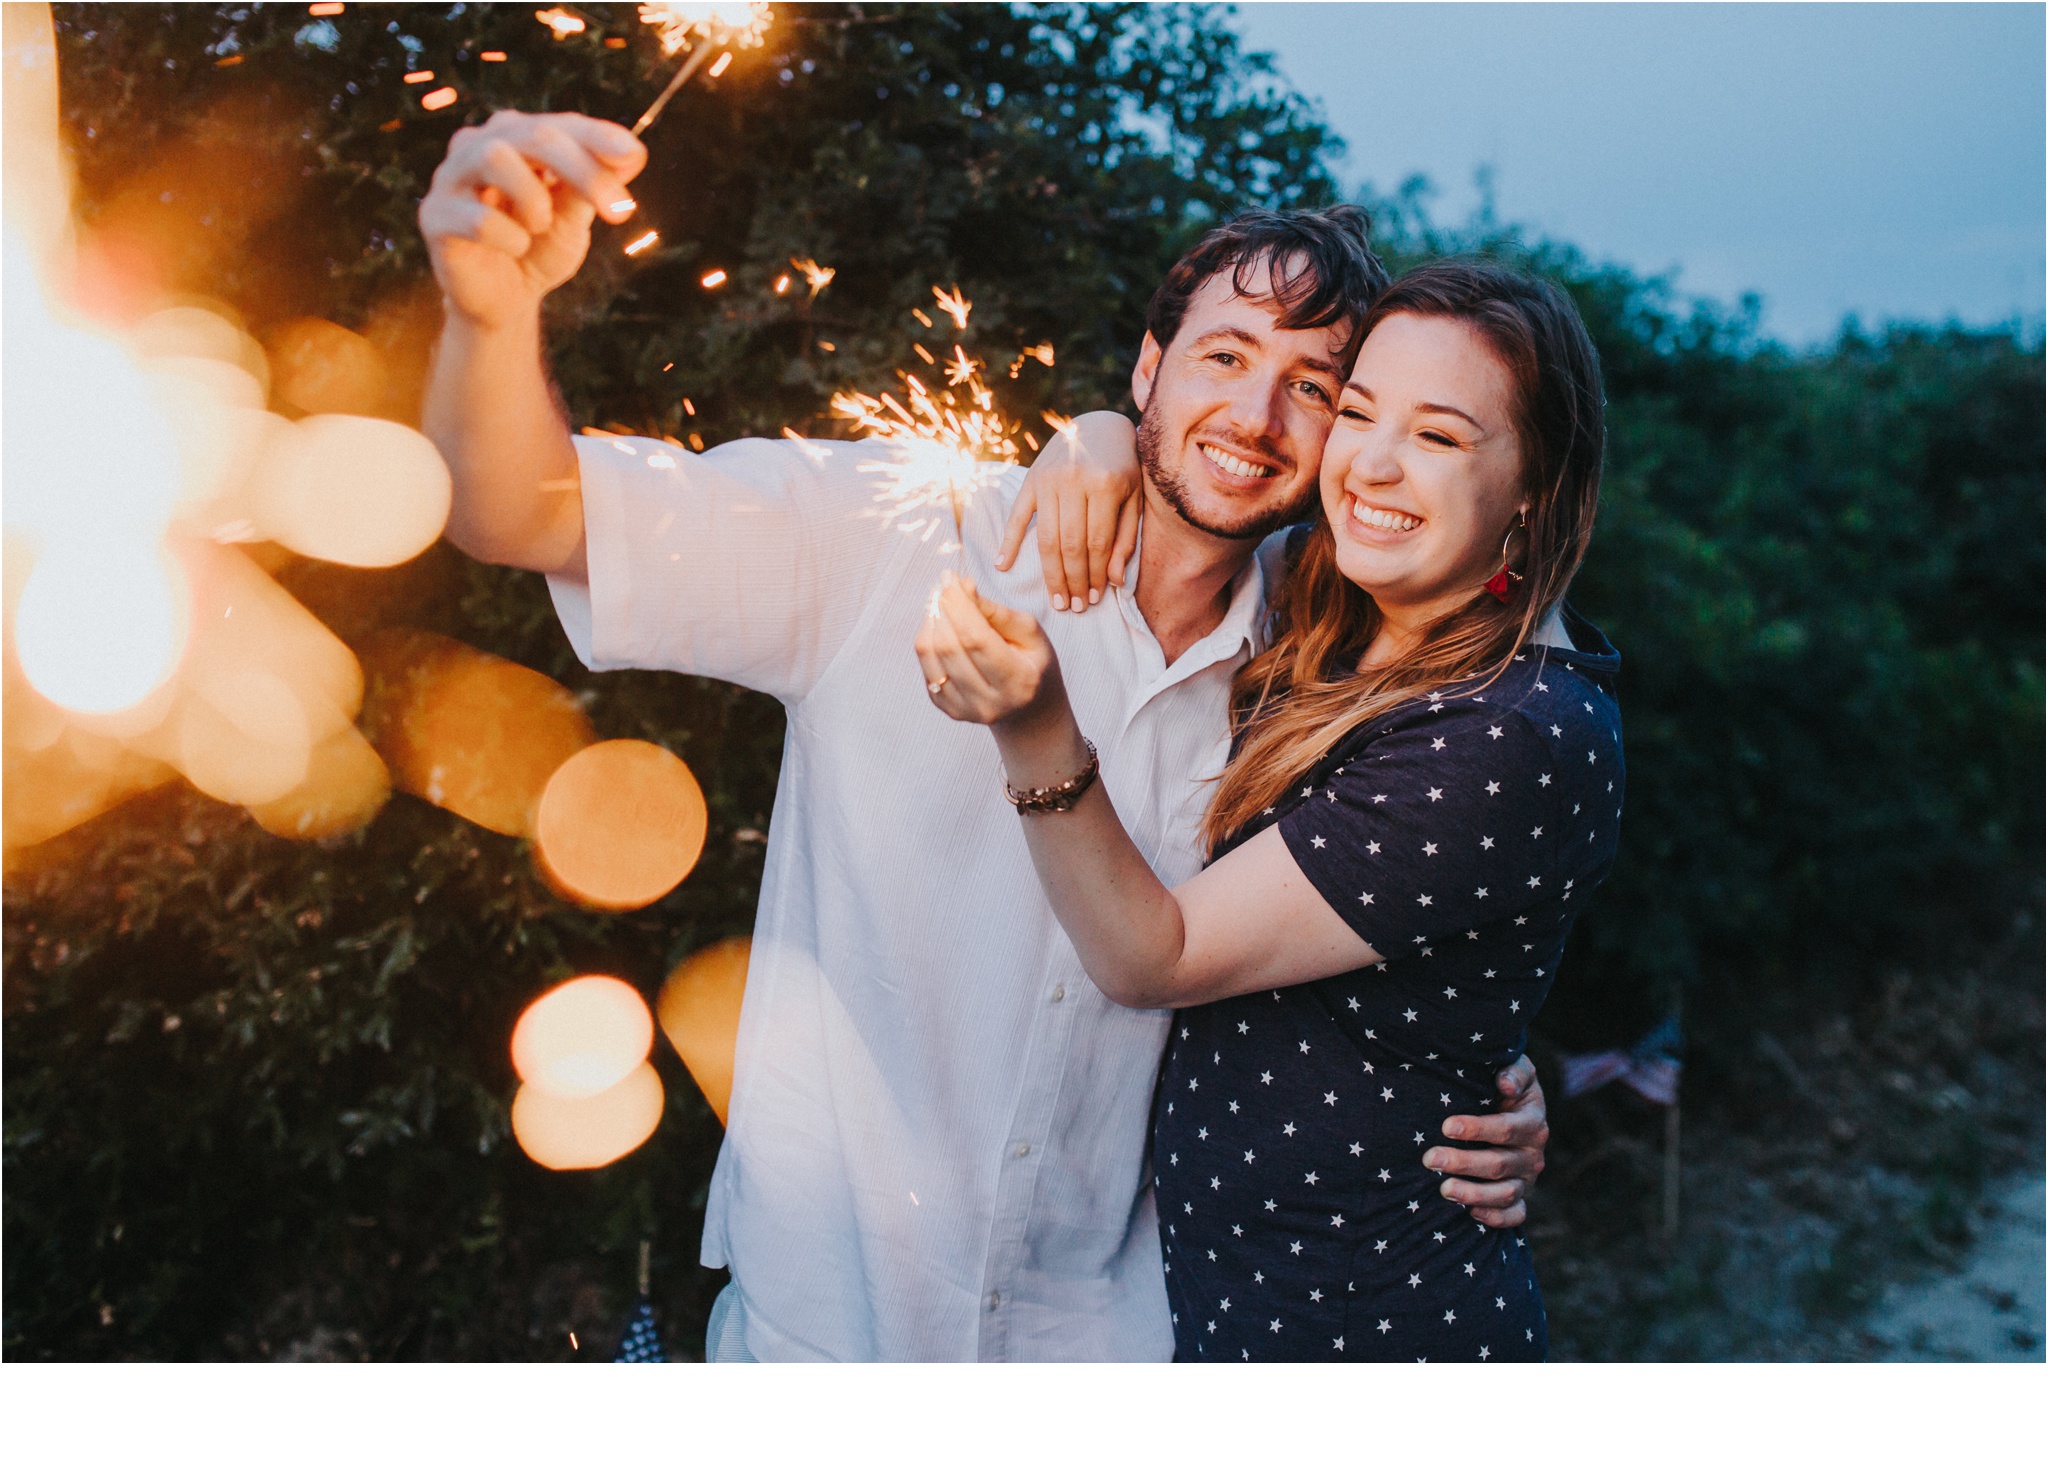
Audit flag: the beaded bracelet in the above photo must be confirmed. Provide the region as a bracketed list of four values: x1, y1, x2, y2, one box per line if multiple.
[1003, 739, 1099, 815]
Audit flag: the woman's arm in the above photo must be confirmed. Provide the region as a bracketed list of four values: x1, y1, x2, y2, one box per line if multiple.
[993, 410, 1142, 612]
[916, 575, 1379, 1009]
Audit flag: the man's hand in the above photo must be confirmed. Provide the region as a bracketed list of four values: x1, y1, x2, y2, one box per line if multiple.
[1421, 1056, 1549, 1228]
[419, 110, 647, 330]
[995, 411, 1143, 612]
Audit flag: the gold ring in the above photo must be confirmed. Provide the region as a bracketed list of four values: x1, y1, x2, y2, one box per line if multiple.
[927, 677, 948, 695]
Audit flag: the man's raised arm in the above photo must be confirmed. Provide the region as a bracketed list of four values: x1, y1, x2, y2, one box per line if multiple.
[417, 111, 647, 583]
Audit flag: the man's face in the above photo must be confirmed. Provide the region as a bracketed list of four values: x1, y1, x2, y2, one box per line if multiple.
[1131, 258, 1351, 542]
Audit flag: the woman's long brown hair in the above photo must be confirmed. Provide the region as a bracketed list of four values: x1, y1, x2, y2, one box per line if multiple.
[1202, 260, 1609, 853]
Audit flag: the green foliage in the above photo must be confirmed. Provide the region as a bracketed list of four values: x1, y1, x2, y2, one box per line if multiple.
[6, 5, 2040, 1361]
[8, 2, 1341, 1359]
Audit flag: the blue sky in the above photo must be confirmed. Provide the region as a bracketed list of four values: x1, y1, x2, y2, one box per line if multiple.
[1228, 2, 2046, 345]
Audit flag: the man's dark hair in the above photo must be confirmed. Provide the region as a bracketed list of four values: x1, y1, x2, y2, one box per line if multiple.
[1144, 204, 1391, 363]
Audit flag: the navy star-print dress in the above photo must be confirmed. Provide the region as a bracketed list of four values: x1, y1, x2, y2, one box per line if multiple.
[1155, 607, 1623, 1362]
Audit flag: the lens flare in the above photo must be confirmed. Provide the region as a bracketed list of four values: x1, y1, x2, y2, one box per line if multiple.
[511, 1062, 665, 1170]
[534, 739, 707, 911]
[246, 725, 390, 840]
[357, 628, 595, 838]
[14, 536, 188, 714]
[656, 936, 749, 1124]
[253, 414, 451, 568]
[264, 316, 388, 417]
[512, 975, 655, 1098]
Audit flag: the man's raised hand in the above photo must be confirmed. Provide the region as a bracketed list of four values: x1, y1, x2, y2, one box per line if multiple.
[419, 111, 647, 330]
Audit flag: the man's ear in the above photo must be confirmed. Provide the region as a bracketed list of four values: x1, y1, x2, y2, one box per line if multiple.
[1130, 332, 1163, 414]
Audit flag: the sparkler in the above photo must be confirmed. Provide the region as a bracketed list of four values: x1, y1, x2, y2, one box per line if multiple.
[630, 3, 774, 137]
[826, 289, 1031, 553]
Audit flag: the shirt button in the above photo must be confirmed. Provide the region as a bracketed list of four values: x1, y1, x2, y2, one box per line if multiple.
[1051, 985, 1065, 1003]
[1014, 1142, 1031, 1158]
[987, 1291, 1002, 1310]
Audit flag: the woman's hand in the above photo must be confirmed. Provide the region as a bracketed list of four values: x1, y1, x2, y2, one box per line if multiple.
[995, 411, 1143, 612]
[915, 573, 1071, 734]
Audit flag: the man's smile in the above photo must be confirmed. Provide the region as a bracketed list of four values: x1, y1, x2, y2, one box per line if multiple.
[1198, 442, 1282, 483]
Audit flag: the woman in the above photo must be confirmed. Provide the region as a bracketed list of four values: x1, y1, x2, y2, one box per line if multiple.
[916, 261, 1619, 1361]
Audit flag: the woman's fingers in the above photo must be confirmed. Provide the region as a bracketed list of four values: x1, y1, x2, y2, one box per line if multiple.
[1107, 493, 1140, 588]
[994, 484, 1037, 572]
[1056, 491, 1091, 611]
[1034, 487, 1072, 611]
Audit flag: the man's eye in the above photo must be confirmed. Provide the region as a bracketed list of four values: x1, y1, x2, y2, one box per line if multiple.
[1208, 351, 1241, 367]
[1296, 381, 1332, 404]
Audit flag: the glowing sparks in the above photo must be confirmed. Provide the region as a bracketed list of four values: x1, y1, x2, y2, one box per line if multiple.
[637, 2, 772, 56]
[403, 70, 434, 83]
[307, 2, 345, 14]
[911, 307, 934, 329]
[1042, 409, 1081, 443]
[535, 8, 586, 38]
[931, 284, 972, 331]
[481, 50, 508, 61]
[623, 228, 660, 256]
[420, 86, 458, 111]
[632, 4, 773, 133]
[700, 268, 727, 289]
[1008, 341, 1055, 378]
[829, 293, 1024, 550]
[792, 256, 835, 298]
[773, 273, 791, 294]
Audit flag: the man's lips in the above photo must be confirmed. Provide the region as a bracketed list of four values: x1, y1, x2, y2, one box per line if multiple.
[1198, 442, 1282, 483]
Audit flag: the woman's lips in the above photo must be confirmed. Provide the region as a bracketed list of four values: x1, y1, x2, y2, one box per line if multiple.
[1349, 496, 1422, 534]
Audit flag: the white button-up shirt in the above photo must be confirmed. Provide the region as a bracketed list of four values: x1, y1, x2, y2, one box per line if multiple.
[551, 434, 1274, 1360]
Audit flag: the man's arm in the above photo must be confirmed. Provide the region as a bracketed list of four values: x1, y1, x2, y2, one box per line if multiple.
[416, 111, 648, 581]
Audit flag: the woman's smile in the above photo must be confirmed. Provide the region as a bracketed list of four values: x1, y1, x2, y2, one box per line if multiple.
[1343, 494, 1424, 538]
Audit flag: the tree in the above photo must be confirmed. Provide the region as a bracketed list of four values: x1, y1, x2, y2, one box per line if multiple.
[7, 1, 1342, 1360]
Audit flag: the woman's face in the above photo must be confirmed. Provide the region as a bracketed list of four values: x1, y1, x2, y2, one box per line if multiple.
[1319, 312, 1527, 622]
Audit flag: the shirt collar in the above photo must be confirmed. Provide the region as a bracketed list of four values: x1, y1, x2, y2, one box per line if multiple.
[1111, 521, 1268, 696]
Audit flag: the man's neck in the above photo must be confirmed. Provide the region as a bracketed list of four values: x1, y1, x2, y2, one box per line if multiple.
[1131, 483, 1262, 667]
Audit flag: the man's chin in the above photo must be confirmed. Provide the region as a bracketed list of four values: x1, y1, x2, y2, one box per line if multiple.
[1154, 478, 1313, 542]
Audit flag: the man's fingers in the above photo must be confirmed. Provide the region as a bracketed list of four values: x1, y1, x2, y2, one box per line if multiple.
[422, 196, 534, 257]
[510, 125, 637, 221]
[1422, 1144, 1517, 1181]
[1443, 1106, 1547, 1148]
[473, 141, 555, 234]
[1497, 1054, 1538, 1103]
[1108, 495, 1139, 586]
[995, 485, 1037, 572]
[1467, 1202, 1527, 1230]
[540, 112, 649, 181]
[1438, 1176, 1526, 1210]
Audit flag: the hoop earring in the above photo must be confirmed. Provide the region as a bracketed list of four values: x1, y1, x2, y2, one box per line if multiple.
[1485, 515, 1528, 603]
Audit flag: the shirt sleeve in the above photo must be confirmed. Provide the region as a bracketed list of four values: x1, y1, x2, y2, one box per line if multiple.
[1276, 704, 1564, 957]
[547, 434, 928, 705]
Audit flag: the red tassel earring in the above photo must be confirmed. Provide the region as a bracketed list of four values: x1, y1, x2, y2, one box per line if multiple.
[1485, 515, 1527, 603]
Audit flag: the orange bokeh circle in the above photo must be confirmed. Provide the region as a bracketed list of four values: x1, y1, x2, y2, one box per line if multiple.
[510, 1063, 664, 1171]
[656, 936, 751, 1125]
[534, 740, 707, 911]
[510, 974, 653, 1099]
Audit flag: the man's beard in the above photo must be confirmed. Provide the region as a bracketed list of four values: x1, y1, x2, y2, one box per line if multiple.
[1135, 396, 1316, 543]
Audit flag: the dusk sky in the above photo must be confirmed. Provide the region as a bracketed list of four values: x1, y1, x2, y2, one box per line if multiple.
[1229, 2, 2046, 345]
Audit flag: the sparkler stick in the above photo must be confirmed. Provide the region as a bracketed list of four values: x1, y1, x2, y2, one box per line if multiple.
[631, 3, 773, 137]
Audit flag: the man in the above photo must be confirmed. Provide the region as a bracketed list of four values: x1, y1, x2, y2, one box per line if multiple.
[419, 111, 1549, 1361]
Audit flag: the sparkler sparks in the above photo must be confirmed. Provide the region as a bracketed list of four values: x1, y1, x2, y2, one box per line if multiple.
[827, 291, 1025, 551]
[931, 284, 972, 331]
[623, 228, 660, 256]
[792, 256, 835, 299]
[632, 3, 774, 135]
[535, 7, 585, 39]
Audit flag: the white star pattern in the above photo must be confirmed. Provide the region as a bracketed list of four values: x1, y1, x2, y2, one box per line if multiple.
[1151, 646, 1616, 1361]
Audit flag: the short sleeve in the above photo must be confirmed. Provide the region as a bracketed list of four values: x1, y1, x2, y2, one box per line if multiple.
[548, 435, 954, 705]
[1277, 705, 1563, 957]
